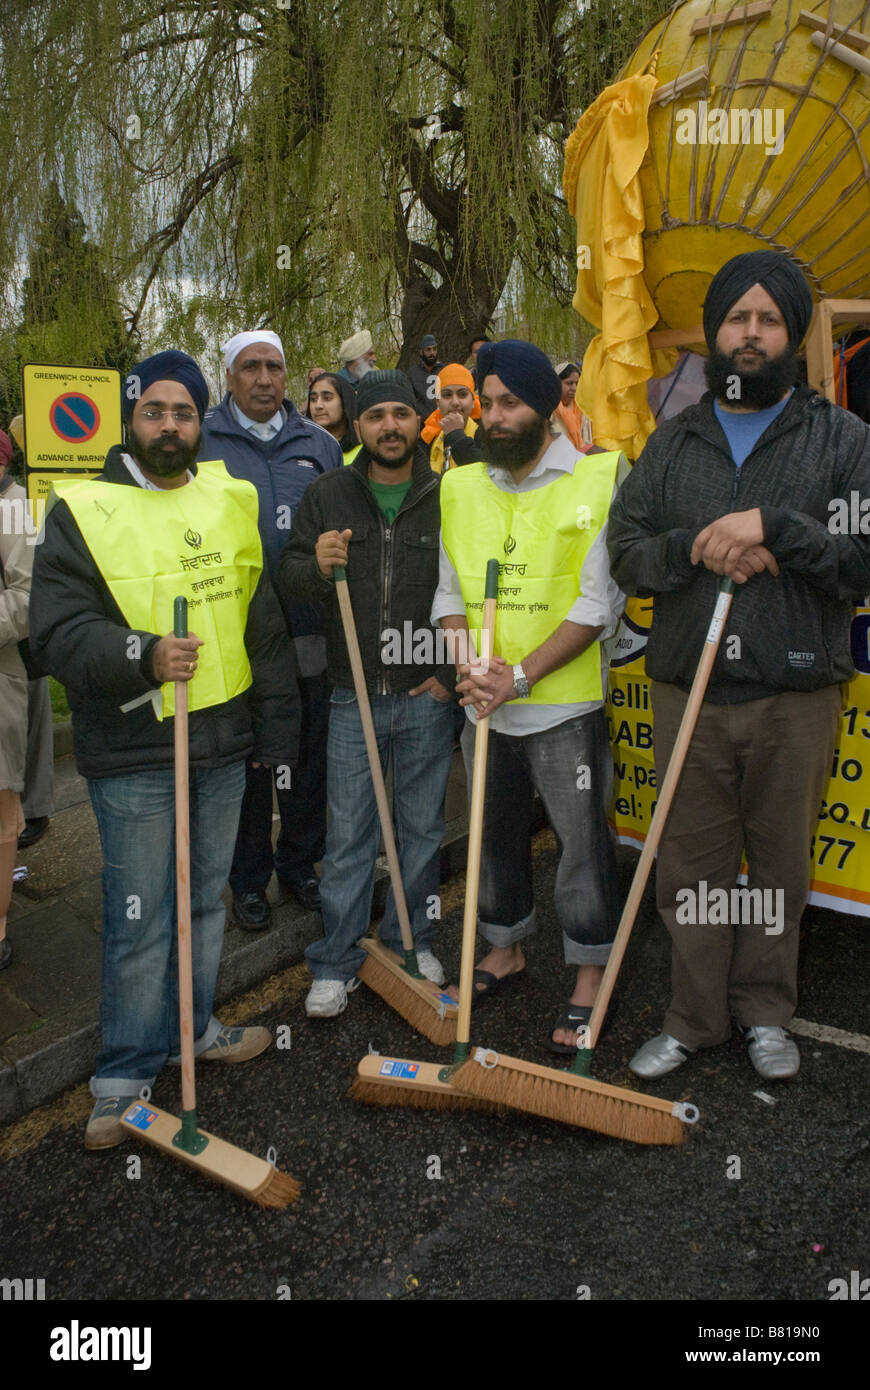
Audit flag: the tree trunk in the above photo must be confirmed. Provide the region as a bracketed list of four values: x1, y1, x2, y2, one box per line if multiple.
[397, 262, 504, 369]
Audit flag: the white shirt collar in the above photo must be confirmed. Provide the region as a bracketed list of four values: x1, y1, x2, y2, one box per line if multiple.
[231, 398, 284, 438]
[488, 432, 579, 489]
[122, 453, 192, 490]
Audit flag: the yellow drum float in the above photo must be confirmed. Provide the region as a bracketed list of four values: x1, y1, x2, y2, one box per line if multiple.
[626, 0, 870, 329]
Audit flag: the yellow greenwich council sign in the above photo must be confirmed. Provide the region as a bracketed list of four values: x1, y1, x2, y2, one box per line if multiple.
[22, 364, 121, 504]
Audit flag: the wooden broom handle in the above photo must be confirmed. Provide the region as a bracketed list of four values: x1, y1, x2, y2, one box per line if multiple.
[587, 579, 735, 1048]
[334, 567, 415, 954]
[173, 597, 196, 1116]
[457, 560, 501, 1046]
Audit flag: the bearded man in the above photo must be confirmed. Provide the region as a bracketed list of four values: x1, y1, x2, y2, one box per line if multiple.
[278, 370, 456, 1017]
[433, 339, 626, 1052]
[29, 351, 300, 1147]
[607, 250, 870, 1082]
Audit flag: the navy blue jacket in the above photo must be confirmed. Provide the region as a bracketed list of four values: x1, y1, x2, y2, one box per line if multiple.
[199, 395, 342, 671]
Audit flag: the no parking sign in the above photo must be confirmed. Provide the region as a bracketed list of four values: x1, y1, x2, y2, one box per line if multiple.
[22, 364, 122, 505]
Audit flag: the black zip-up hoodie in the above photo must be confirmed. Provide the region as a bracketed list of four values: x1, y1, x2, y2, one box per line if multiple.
[607, 386, 870, 700]
[278, 442, 455, 696]
[29, 445, 300, 777]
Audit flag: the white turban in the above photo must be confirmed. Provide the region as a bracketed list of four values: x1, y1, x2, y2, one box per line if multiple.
[222, 330, 286, 371]
[338, 329, 372, 364]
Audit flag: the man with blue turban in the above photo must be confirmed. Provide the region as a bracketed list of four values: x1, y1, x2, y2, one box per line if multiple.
[608, 250, 870, 1083]
[433, 339, 627, 1051]
[30, 350, 300, 1149]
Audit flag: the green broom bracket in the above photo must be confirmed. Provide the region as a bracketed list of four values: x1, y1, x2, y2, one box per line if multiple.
[402, 949, 424, 980]
[173, 1109, 209, 1155]
[438, 1041, 471, 1081]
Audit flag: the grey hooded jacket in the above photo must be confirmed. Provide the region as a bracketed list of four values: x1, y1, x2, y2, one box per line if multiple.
[607, 386, 870, 701]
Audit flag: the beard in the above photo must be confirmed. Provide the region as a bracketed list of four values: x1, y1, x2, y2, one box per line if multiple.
[366, 433, 416, 469]
[705, 343, 799, 410]
[127, 422, 200, 478]
[478, 413, 550, 471]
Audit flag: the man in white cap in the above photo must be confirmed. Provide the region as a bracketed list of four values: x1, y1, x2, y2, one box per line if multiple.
[337, 330, 377, 388]
[199, 330, 342, 929]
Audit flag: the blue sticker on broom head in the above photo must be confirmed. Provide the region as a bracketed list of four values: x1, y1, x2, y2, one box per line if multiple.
[435, 991, 457, 1006]
[124, 1103, 158, 1130]
[379, 1060, 419, 1080]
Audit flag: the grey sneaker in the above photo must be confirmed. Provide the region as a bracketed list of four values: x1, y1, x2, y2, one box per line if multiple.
[416, 950, 446, 985]
[305, 977, 361, 1018]
[85, 1096, 131, 1151]
[629, 1032, 697, 1079]
[199, 1025, 272, 1063]
[744, 1026, 799, 1080]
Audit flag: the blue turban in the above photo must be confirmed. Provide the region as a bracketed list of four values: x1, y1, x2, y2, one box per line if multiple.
[122, 350, 209, 423]
[703, 251, 814, 352]
[475, 339, 562, 419]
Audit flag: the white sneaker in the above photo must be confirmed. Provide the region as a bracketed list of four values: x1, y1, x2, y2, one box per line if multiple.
[416, 951, 446, 985]
[305, 978, 359, 1018]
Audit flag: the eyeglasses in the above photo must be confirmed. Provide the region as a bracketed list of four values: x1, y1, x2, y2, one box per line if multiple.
[139, 407, 199, 422]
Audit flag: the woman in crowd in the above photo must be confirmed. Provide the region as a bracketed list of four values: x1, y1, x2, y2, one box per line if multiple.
[306, 372, 360, 463]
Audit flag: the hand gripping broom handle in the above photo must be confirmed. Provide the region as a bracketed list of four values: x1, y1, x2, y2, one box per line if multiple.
[585, 578, 735, 1052]
[173, 597, 206, 1155]
[334, 565, 421, 977]
[455, 559, 501, 1059]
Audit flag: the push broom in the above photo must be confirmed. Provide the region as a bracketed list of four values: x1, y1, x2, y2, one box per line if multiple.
[120, 597, 300, 1206]
[334, 563, 458, 1046]
[352, 559, 503, 1110]
[447, 578, 737, 1144]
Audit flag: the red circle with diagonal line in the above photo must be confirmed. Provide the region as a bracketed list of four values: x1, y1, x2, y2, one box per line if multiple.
[49, 392, 100, 443]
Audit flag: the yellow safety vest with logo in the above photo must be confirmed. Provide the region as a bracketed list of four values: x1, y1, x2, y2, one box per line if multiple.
[439, 452, 620, 704]
[50, 460, 262, 719]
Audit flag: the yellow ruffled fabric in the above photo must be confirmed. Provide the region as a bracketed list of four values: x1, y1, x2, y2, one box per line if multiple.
[563, 68, 676, 458]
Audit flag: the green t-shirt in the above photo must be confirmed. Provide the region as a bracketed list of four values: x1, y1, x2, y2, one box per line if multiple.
[369, 478, 412, 525]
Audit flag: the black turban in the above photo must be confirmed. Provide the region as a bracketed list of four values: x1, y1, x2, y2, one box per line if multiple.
[476, 339, 562, 419]
[122, 350, 210, 423]
[703, 251, 814, 352]
[356, 368, 417, 415]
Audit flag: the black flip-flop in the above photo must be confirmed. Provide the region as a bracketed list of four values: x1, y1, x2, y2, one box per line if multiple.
[546, 996, 619, 1055]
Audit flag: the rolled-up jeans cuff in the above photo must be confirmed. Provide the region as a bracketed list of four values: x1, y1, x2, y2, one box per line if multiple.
[90, 1076, 154, 1100]
[168, 1013, 222, 1064]
[477, 907, 537, 949]
[563, 934, 613, 967]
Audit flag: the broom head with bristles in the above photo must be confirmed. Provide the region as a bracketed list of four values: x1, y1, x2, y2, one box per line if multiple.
[350, 1052, 502, 1113]
[358, 938, 458, 1046]
[120, 1101, 301, 1206]
[451, 1050, 699, 1146]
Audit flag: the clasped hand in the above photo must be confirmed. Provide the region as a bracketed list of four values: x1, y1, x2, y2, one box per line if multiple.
[690, 508, 779, 584]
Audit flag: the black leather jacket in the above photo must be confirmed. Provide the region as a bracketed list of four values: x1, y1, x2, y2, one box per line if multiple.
[278, 443, 455, 696]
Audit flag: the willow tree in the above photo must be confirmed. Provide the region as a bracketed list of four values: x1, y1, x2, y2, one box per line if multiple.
[0, 0, 661, 378]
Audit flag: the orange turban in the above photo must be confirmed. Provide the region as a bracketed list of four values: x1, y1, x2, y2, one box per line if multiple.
[421, 363, 481, 443]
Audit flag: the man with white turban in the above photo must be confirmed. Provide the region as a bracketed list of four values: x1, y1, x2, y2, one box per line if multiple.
[337, 329, 377, 388]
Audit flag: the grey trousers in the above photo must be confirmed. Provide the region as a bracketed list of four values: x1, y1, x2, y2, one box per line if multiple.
[22, 678, 54, 821]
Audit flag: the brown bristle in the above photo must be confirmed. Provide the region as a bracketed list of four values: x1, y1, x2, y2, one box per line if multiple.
[252, 1168, 302, 1208]
[452, 1059, 686, 1146]
[358, 956, 456, 1046]
[349, 1075, 498, 1112]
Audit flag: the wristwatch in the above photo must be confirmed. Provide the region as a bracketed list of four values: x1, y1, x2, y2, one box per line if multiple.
[512, 663, 531, 699]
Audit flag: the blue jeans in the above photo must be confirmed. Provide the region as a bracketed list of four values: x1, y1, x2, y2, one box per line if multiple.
[461, 709, 620, 965]
[305, 688, 454, 982]
[87, 760, 246, 1097]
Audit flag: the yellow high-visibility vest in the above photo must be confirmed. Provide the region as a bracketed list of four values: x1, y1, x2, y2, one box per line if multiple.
[343, 444, 362, 466]
[429, 418, 478, 474]
[51, 460, 262, 718]
[439, 452, 620, 704]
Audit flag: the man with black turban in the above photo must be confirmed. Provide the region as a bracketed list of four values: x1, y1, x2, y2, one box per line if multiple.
[608, 250, 870, 1083]
[29, 350, 300, 1148]
[433, 340, 627, 1051]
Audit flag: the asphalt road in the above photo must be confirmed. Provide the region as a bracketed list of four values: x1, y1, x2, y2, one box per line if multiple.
[1, 843, 868, 1340]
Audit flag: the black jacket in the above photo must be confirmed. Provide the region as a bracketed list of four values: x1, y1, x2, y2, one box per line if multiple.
[407, 358, 443, 418]
[607, 387, 870, 700]
[29, 445, 300, 777]
[278, 443, 455, 696]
